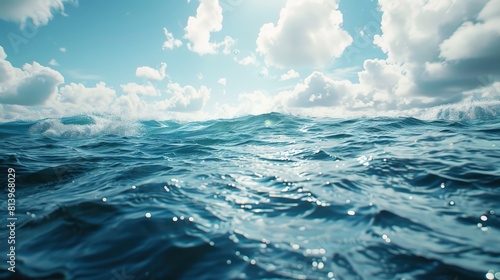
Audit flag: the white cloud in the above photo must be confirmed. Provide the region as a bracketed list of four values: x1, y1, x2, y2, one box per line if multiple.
[113, 92, 149, 117]
[156, 82, 211, 112]
[439, 0, 500, 61]
[162, 28, 183, 50]
[184, 0, 234, 55]
[0, 0, 69, 28]
[256, 0, 352, 68]
[0, 104, 42, 121]
[277, 71, 353, 108]
[233, 91, 277, 116]
[374, 0, 485, 64]
[135, 62, 167, 81]
[356, 59, 422, 109]
[0, 45, 64, 106]
[49, 58, 59, 66]
[237, 53, 257, 66]
[218, 35, 236, 55]
[121, 82, 159, 96]
[59, 47, 66, 52]
[358, 59, 405, 94]
[58, 82, 116, 110]
[279, 69, 300, 81]
[364, 0, 500, 108]
[217, 77, 226, 86]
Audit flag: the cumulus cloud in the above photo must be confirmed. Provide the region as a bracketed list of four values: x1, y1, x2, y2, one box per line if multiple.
[135, 62, 167, 81]
[113, 92, 149, 117]
[0, 46, 64, 106]
[184, 0, 223, 55]
[256, 0, 352, 68]
[366, 0, 500, 108]
[279, 69, 300, 81]
[218, 35, 236, 55]
[278, 71, 353, 108]
[58, 82, 116, 110]
[184, 0, 234, 55]
[162, 28, 183, 50]
[237, 53, 257, 66]
[358, 59, 410, 96]
[439, 0, 500, 62]
[156, 82, 210, 112]
[59, 47, 66, 52]
[0, 104, 41, 121]
[374, 0, 484, 65]
[233, 91, 277, 116]
[0, 0, 69, 27]
[121, 82, 159, 96]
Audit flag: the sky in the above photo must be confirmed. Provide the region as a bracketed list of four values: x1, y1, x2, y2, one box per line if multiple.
[0, 0, 499, 121]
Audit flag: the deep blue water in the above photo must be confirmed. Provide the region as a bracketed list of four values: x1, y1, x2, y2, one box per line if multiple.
[0, 108, 499, 279]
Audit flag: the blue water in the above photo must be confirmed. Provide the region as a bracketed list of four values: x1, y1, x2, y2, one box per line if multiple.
[1, 105, 499, 279]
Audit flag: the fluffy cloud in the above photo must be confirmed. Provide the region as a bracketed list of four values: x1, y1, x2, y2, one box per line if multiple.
[231, 91, 277, 116]
[356, 59, 424, 109]
[279, 69, 300, 81]
[237, 53, 257, 66]
[359, 60, 400, 91]
[0, 104, 40, 121]
[58, 82, 116, 110]
[184, 0, 234, 55]
[0, 46, 64, 105]
[162, 28, 183, 50]
[256, 0, 352, 68]
[113, 92, 149, 117]
[135, 62, 166, 81]
[218, 35, 236, 55]
[121, 82, 159, 96]
[439, 0, 500, 61]
[374, 0, 485, 64]
[156, 82, 210, 112]
[0, 0, 69, 27]
[367, 0, 500, 108]
[278, 71, 353, 108]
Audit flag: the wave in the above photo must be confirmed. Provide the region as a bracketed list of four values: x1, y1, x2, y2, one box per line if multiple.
[415, 100, 500, 121]
[1, 102, 499, 279]
[0, 100, 497, 140]
[28, 115, 141, 138]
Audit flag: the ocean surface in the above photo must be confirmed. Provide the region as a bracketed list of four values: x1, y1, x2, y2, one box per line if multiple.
[1, 103, 499, 279]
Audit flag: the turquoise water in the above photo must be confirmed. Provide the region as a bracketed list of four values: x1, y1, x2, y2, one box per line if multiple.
[0, 106, 499, 279]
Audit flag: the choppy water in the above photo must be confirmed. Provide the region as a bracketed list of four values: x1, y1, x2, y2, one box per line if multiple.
[1, 102, 499, 279]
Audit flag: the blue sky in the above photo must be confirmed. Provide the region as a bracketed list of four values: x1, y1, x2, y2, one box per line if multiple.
[0, 0, 499, 121]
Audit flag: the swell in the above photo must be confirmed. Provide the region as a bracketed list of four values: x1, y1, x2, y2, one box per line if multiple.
[0, 111, 499, 279]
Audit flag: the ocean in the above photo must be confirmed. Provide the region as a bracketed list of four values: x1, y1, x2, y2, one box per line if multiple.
[0, 102, 499, 279]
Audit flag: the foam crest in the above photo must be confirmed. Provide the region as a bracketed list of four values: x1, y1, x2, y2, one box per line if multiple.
[29, 115, 140, 137]
[416, 100, 500, 121]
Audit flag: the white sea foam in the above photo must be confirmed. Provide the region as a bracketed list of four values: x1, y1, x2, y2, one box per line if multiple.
[415, 100, 500, 121]
[29, 115, 140, 137]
